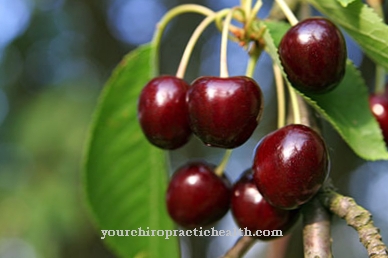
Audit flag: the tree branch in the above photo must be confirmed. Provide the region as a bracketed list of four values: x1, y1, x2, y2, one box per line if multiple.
[318, 185, 388, 258]
[302, 196, 333, 258]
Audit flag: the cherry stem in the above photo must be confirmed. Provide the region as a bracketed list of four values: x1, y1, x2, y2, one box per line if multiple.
[273, 64, 286, 128]
[274, 0, 299, 26]
[221, 236, 256, 258]
[220, 9, 238, 78]
[287, 82, 302, 124]
[176, 10, 229, 79]
[272, 0, 302, 125]
[151, 4, 215, 76]
[245, 0, 263, 30]
[245, 56, 257, 78]
[241, 0, 252, 17]
[375, 65, 386, 95]
[245, 43, 262, 77]
[266, 235, 292, 258]
[215, 149, 233, 177]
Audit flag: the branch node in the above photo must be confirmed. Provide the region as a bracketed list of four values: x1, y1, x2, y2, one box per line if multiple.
[317, 184, 388, 258]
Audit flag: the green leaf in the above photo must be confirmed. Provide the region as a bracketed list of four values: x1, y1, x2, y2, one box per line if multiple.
[261, 21, 388, 160]
[84, 44, 179, 258]
[307, 0, 388, 70]
[336, 0, 356, 7]
[304, 62, 388, 160]
[262, 20, 290, 47]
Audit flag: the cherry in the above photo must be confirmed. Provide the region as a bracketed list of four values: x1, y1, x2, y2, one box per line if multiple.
[278, 17, 347, 93]
[166, 161, 231, 229]
[369, 93, 388, 145]
[253, 124, 329, 210]
[138, 75, 191, 150]
[187, 76, 263, 148]
[231, 169, 299, 240]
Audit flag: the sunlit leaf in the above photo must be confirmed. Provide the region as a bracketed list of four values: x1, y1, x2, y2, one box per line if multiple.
[84, 44, 179, 258]
[308, 0, 388, 70]
[261, 21, 388, 161]
[262, 20, 290, 47]
[336, 0, 357, 7]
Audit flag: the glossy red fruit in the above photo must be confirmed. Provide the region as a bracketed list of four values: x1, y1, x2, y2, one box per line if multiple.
[253, 124, 329, 210]
[231, 170, 299, 240]
[278, 17, 347, 93]
[138, 75, 191, 149]
[166, 161, 231, 229]
[187, 76, 263, 148]
[369, 93, 388, 144]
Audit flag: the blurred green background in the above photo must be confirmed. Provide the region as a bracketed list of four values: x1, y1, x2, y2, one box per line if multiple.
[1, 0, 388, 257]
[0, 0, 234, 257]
[0, 0, 160, 257]
[0, 0, 127, 257]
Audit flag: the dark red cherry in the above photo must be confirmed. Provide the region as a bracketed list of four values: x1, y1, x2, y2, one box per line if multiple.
[231, 170, 299, 240]
[138, 75, 191, 149]
[369, 93, 388, 144]
[253, 124, 329, 210]
[278, 17, 347, 93]
[166, 161, 231, 229]
[187, 76, 263, 148]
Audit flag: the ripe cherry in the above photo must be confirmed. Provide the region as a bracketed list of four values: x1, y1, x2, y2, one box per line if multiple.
[187, 76, 263, 149]
[278, 17, 347, 93]
[253, 124, 329, 210]
[369, 93, 388, 145]
[166, 161, 231, 229]
[138, 75, 191, 150]
[231, 169, 299, 240]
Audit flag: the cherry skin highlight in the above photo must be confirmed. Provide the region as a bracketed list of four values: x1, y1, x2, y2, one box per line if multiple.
[187, 76, 263, 148]
[278, 17, 347, 93]
[253, 124, 329, 210]
[166, 161, 231, 229]
[369, 93, 388, 145]
[231, 169, 299, 240]
[138, 75, 191, 150]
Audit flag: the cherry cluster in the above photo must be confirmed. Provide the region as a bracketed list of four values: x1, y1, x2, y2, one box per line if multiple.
[164, 123, 329, 239]
[138, 75, 263, 150]
[137, 17, 345, 239]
